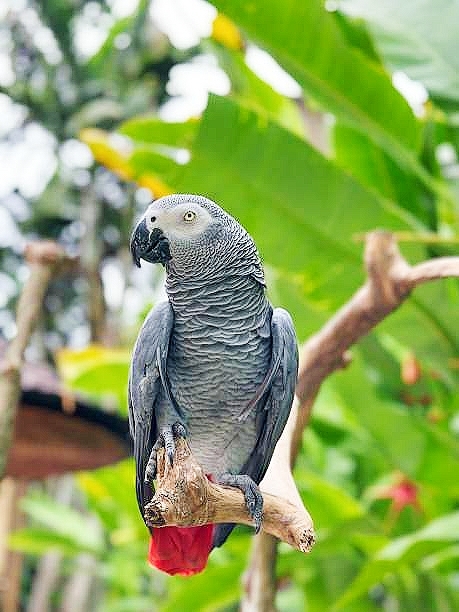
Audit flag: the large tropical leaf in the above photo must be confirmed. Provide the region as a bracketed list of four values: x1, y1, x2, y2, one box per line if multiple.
[337, 0, 459, 107]
[211, 0, 459, 207]
[333, 123, 436, 227]
[212, 0, 420, 150]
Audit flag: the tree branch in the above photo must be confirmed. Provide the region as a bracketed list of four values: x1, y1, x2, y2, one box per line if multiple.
[242, 231, 459, 610]
[290, 231, 459, 452]
[0, 242, 72, 481]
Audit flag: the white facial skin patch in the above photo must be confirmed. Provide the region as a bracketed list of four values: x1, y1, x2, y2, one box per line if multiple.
[145, 202, 214, 241]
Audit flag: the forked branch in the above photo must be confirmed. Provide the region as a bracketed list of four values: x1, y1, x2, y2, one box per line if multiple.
[292, 231, 459, 454]
[242, 231, 459, 611]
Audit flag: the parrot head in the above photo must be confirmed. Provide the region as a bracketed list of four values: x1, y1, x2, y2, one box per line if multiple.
[130, 193, 265, 285]
[130, 194, 240, 270]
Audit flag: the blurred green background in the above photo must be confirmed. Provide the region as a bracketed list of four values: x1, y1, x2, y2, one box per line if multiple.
[1, 0, 459, 609]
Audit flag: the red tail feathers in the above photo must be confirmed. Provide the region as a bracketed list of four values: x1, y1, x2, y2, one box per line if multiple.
[148, 524, 214, 576]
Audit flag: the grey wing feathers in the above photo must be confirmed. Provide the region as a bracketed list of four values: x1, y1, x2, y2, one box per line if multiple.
[245, 307, 298, 482]
[128, 300, 174, 519]
[213, 307, 298, 548]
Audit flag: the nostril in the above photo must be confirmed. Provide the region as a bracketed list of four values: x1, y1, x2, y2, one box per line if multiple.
[150, 216, 156, 223]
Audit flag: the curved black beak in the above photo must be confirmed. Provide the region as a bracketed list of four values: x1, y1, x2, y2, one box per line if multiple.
[130, 218, 171, 268]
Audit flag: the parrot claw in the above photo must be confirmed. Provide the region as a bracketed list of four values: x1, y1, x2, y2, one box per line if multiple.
[144, 436, 163, 483]
[144, 456, 156, 484]
[218, 473, 263, 533]
[163, 422, 187, 465]
[172, 421, 187, 438]
[144, 421, 187, 483]
[161, 427, 176, 464]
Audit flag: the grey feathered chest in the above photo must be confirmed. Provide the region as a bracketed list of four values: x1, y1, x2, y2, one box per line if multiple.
[165, 273, 272, 475]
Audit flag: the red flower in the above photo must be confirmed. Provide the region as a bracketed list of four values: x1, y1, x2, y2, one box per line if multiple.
[374, 475, 421, 514]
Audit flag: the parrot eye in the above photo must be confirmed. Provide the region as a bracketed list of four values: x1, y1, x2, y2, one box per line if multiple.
[183, 210, 196, 223]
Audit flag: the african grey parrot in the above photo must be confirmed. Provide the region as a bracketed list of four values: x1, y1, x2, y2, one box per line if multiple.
[128, 194, 298, 576]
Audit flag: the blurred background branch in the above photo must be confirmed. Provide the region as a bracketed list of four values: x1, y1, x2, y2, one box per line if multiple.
[0, 242, 69, 480]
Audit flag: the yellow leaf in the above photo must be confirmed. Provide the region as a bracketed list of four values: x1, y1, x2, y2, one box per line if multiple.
[211, 13, 243, 51]
[80, 129, 175, 197]
[56, 344, 131, 383]
[137, 174, 173, 198]
[77, 472, 111, 500]
[80, 128, 133, 181]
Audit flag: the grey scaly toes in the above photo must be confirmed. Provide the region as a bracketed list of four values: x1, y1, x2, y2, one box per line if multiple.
[218, 473, 263, 533]
[144, 421, 187, 484]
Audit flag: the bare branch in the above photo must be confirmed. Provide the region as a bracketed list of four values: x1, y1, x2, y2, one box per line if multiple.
[242, 231, 459, 610]
[296, 231, 459, 404]
[242, 535, 278, 612]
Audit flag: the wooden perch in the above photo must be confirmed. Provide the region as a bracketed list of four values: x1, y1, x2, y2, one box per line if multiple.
[241, 231, 459, 611]
[144, 437, 315, 553]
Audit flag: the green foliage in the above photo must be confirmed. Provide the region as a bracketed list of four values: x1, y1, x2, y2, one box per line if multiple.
[214, 0, 421, 152]
[56, 345, 131, 413]
[337, 0, 459, 107]
[334, 511, 459, 609]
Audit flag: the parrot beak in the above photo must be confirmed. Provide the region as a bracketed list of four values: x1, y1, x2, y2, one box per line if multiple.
[130, 218, 172, 268]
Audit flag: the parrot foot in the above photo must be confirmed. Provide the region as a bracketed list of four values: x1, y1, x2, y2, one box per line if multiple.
[144, 422, 187, 484]
[218, 473, 263, 533]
